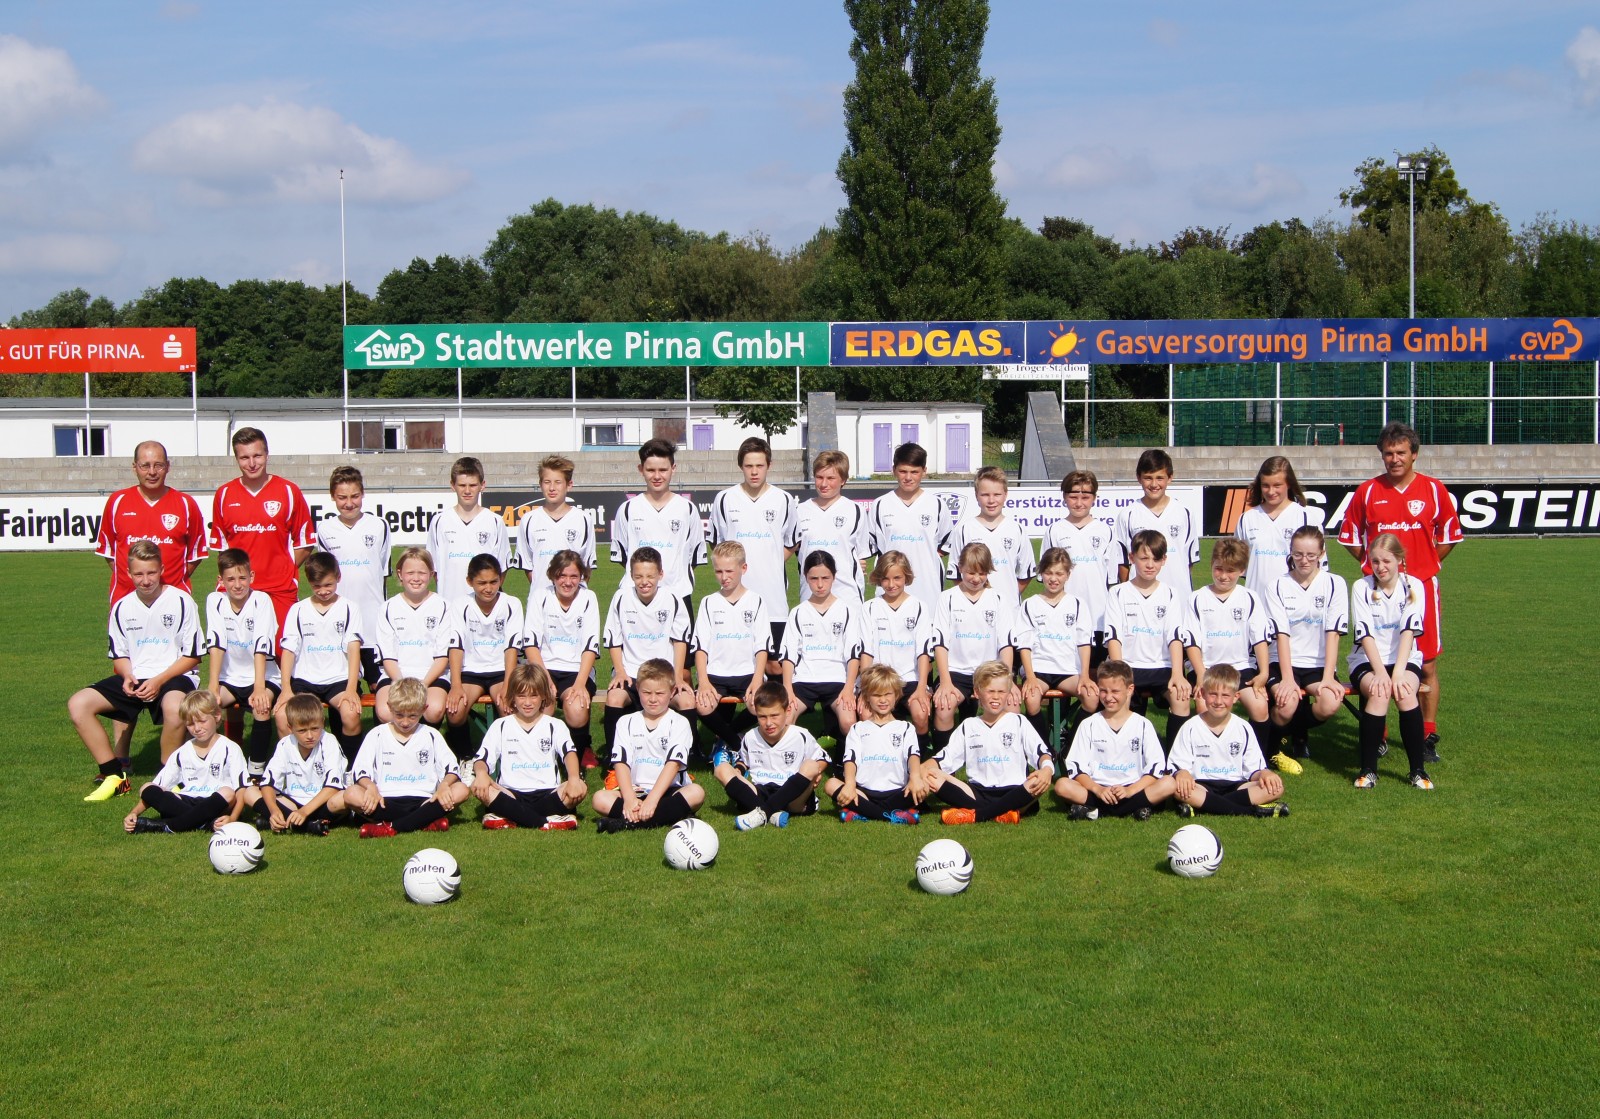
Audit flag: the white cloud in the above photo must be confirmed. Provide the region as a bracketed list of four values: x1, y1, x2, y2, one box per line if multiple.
[0, 35, 102, 152]
[1566, 26, 1600, 107]
[1045, 145, 1152, 191]
[130, 100, 469, 206]
[0, 234, 121, 276]
[1192, 162, 1305, 213]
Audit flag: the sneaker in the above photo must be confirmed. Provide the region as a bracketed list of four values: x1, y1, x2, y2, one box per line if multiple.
[1132, 806, 1153, 821]
[993, 810, 1022, 825]
[1175, 802, 1196, 818]
[1270, 752, 1304, 777]
[839, 810, 867, 823]
[1408, 770, 1435, 790]
[131, 817, 172, 834]
[735, 807, 768, 831]
[710, 742, 734, 769]
[359, 821, 397, 838]
[887, 809, 920, 825]
[85, 773, 130, 803]
[579, 746, 599, 771]
[1255, 802, 1291, 818]
[940, 808, 976, 826]
[603, 769, 619, 791]
[253, 812, 272, 830]
[1066, 803, 1098, 821]
[1353, 771, 1378, 790]
[422, 817, 450, 832]
[299, 819, 331, 836]
[768, 810, 790, 828]
[1291, 733, 1311, 759]
[595, 816, 626, 834]
[1422, 732, 1441, 765]
[482, 813, 517, 830]
[539, 814, 579, 831]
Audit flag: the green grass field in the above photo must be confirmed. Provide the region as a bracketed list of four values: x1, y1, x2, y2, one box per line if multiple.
[3, 541, 1597, 1118]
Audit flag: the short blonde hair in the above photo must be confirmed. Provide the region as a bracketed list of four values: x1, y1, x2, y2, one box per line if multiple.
[711, 540, 746, 564]
[387, 678, 427, 715]
[858, 663, 904, 700]
[971, 660, 1013, 692]
[1200, 664, 1241, 692]
[178, 689, 219, 722]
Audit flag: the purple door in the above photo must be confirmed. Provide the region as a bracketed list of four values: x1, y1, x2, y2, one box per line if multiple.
[900, 423, 919, 448]
[692, 424, 714, 451]
[947, 423, 970, 473]
[872, 423, 893, 472]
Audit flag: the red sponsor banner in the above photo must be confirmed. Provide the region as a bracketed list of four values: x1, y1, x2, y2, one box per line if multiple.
[0, 327, 197, 374]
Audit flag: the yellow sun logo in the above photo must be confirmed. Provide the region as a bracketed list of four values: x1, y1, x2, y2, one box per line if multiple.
[1047, 324, 1080, 361]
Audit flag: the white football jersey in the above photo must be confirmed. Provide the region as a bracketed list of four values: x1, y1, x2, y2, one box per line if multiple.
[351, 723, 459, 797]
[843, 719, 920, 792]
[935, 712, 1050, 787]
[1233, 502, 1326, 589]
[205, 589, 282, 687]
[693, 589, 773, 679]
[109, 585, 203, 682]
[610, 493, 707, 599]
[1041, 517, 1117, 633]
[791, 496, 870, 601]
[153, 735, 247, 797]
[1017, 592, 1092, 677]
[452, 592, 523, 676]
[262, 732, 347, 803]
[1265, 571, 1349, 669]
[932, 586, 1018, 677]
[281, 599, 363, 686]
[945, 517, 1037, 609]
[1064, 712, 1167, 785]
[522, 587, 600, 675]
[779, 598, 865, 686]
[1347, 575, 1425, 672]
[711, 485, 798, 616]
[316, 512, 391, 645]
[862, 594, 934, 683]
[1180, 585, 1272, 672]
[612, 709, 693, 790]
[427, 507, 510, 606]
[476, 713, 574, 793]
[866, 489, 957, 608]
[735, 723, 827, 787]
[1167, 714, 1265, 784]
[514, 504, 596, 597]
[375, 593, 454, 680]
[603, 586, 692, 676]
[1113, 500, 1199, 608]
[1104, 581, 1182, 671]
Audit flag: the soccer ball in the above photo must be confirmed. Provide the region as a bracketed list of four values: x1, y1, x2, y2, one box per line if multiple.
[1167, 824, 1224, 878]
[915, 838, 973, 895]
[208, 822, 264, 875]
[663, 818, 719, 870]
[403, 848, 462, 904]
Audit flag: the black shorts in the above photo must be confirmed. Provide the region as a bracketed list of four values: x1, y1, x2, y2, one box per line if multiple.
[1350, 662, 1422, 690]
[1267, 665, 1341, 690]
[88, 674, 194, 725]
[943, 671, 975, 701]
[792, 681, 844, 708]
[1131, 667, 1175, 693]
[1198, 778, 1249, 795]
[548, 669, 595, 697]
[374, 675, 452, 693]
[289, 678, 356, 706]
[458, 671, 504, 690]
[708, 673, 753, 700]
[768, 622, 786, 660]
[218, 679, 282, 708]
[359, 647, 382, 689]
[1034, 671, 1076, 692]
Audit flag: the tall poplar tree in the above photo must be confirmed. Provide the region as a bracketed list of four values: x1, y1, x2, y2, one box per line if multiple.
[834, 0, 1007, 400]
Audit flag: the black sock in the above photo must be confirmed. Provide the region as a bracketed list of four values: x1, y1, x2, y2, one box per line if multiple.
[650, 789, 695, 829]
[98, 758, 125, 778]
[931, 726, 952, 755]
[762, 773, 814, 815]
[1251, 719, 1276, 755]
[1195, 788, 1254, 816]
[247, 717, 276, 767]
[1398, 706, 1426, 772]
[1165, 712, 1190, 749]
[335, 730, 363, 764]
[1358, 711, 1386, 774]
[571, 722, 593, 755]
[393, 800, 447, 833]
[916, 732, 931, 757]
[1026, 709, 1053, 749]
[935, 780, 977, 809]
[975, 784, 1036, 822]
[601, 707, 623, 766]
[723, 774, 761, 812]
[443, 720, 473, 763]
[1107, 790, 1154, 817]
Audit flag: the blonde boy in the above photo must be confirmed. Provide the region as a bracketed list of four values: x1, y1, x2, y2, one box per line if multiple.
[227, 693, 349, 835]
[427, 456, 509, 606]
[945, 465, 1036, 609]
[1168, 665, 1287, 818]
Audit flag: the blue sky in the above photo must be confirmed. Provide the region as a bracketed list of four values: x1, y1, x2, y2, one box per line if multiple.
[2, 1, 1598, 320]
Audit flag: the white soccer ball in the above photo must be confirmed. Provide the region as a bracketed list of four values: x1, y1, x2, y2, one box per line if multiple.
[1167, 824, 1224, 878]
[915, 838, 973, 895]
[208, 822, 264, 875]
[663, 818, 719, 870]
[403, 847, 462, 904]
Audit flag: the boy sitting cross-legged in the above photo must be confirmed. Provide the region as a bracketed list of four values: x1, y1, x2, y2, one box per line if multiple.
[470, 663, 587, 832]
[591, 658, 706, 833]
[346, 677, 469, 838]
[225, 693, 350, 836]
[1169, 665, 1288, 819]
[716, 680, 829, 831]
[923, 660, 1053, 826]
[123, 690, 247, 834]
[1056, 659, 1176, 821]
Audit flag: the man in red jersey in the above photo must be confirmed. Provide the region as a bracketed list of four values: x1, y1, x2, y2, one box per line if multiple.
[1339, 422, 1461, 762]
[95, 440, 208, 603]
[209, 427, 316, 639]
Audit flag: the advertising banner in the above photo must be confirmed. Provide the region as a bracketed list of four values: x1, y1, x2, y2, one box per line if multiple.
[343, 322, 830, 370]
[830, 321, 1026, 365]
[0, 327, 198, 374]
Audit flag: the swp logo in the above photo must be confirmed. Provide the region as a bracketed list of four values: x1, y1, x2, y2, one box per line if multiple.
[352, 328, 426, 367]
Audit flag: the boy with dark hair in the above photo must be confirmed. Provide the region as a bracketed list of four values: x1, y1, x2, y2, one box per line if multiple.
[210, 427, 315, 636]
[865, 442, 956, 610]
[273, 551, 364, 759]
[611, 437, 707, 611]
[715, 680, 828, 831]
[1104, 529, 1191, 740]
[204, 548, 282, 775]
[711, 436, 796, 653]
[1042, 469, 1116, 650]
[225, 693, 349, 835]
[1056, 659, 1176, 820]
[428, 456, 509, 607]
[1113, 449, 1198, 609]
[316, 465, 390, 687]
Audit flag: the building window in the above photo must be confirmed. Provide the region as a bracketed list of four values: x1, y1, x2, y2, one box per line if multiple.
[54, 425, 108, 457]
[584, 423, 624, 447]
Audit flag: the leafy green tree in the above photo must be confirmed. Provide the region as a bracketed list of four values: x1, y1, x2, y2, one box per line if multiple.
[1235, 220, 1353, 318]
[1339, 145, 1471, 235]
[1518, 219, 1600, 316]
[833, 0, 1006, 403]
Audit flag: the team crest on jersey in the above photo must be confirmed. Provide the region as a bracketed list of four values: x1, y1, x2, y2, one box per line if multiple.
[477, 531, 490, 545]
[833, 516, 846, 528]
[655, 609, 668, 623]
[905, 616, 917, 630]
[670, 520, 682, 533]
[831, 620, 845, 635]
[364, 535, 375, 547]
[764, 510, 776, 522]
[565, 528, 577, 542]
[984, 610, 996, 626]
[1002, 538, 1013, 551]
[1091, 535, 1102, 549]
[209, 762, 221, 776]
[335, 620, 347, 634]
[1314, 595, 1327, 608]
[418, 749, 430, 765]
[1001, 732, 1013, 747]
[1232, 607, 1243, 621]
[1155, 606, 1167, 619]
[161, 514, 179, 530]
[1408, 499, 1425, 516]
[425, 617, 437, 629]
[657, 735, 668, 748]
[920, 514, 931, 527]
[244, 618, 254, 631]
[162, 613, 174, 626]
[1228, 741, 1242, 756]
[782, 750, 796, 766]
[264, 501, 282, 517]
[312, 760, 325, 776]
[494, 618, 506, 633]
[742, 610, 756, 625]
[1168, 523, 1181, 538]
